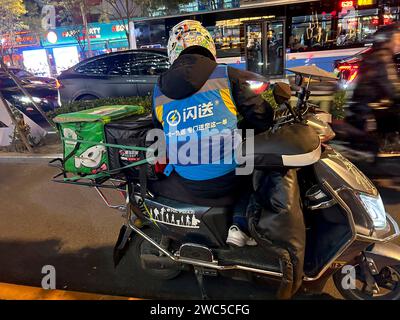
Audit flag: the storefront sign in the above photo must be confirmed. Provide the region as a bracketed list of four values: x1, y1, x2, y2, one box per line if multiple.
[358, 0, 375, 6]
[112, 24, 128, 33]
[42, 22, 128, 47]
[0, 31, 40, 48]
[340, 1, 354, 9]
[62, 27, 101, 39]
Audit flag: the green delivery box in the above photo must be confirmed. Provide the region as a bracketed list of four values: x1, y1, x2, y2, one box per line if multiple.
[54, 105, 145, 175]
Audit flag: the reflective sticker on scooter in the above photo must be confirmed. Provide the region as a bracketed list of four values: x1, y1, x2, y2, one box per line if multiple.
[149, 206, 201, 229]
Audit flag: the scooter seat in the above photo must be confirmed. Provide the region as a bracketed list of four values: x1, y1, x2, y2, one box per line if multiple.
[240, 123, 321, 169]
[148, 172, 237, 207]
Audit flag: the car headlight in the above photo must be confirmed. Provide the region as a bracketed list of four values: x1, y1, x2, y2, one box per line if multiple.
[12, 95, 43, 104]
[358, 193, 387, 230]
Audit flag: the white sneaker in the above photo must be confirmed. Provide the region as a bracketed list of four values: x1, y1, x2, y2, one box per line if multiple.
[226, 225, 258, 247]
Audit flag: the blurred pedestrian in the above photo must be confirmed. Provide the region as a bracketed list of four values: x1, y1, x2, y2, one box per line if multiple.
[346, 23, 400, 155]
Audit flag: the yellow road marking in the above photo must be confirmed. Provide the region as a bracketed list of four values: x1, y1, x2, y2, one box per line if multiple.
[0, 283, 141, 300]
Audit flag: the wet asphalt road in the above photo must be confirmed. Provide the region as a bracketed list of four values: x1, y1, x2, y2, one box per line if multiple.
[0, 163, 399, 300]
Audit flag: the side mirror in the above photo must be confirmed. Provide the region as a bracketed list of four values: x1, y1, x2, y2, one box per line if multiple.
[295, 74, 303, 86]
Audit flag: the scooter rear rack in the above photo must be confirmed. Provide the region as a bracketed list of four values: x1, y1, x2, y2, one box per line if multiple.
[50, 158, 129, 213]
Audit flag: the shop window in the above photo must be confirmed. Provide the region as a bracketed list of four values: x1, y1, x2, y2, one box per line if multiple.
[210, 20, 243, 58]
[135, 22, 167, 48]
[75, 58, 108, 75]
[149, 23, 167, 48]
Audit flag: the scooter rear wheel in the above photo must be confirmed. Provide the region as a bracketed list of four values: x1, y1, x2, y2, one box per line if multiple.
[131, 227, 181, 281]
[333, 264, 400, 300]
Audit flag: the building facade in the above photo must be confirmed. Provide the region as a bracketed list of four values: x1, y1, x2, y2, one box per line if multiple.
[3, 0, 399, 76]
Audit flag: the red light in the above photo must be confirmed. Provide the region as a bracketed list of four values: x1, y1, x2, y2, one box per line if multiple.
[338, 65, 358, 71]
[384, 18, 393, 25]
[338, 64, 359, 83]
[340, 1, 354, 9]
[348, 70, 359, 82]
[247, 81, 269, 95]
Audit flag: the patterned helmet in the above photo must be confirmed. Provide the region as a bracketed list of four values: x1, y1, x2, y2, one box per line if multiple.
[167, 20, 217, 64]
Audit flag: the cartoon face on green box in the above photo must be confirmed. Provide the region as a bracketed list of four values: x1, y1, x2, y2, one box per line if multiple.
[61, 122, 109, 175]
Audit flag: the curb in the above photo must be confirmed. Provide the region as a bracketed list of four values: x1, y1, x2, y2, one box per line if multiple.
[0, 282, 140, 300]
[0, 154, 62, 164]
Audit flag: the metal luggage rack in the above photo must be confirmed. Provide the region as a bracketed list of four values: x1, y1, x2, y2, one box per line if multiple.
[49, 157, 131, 214]
[49, 136, 156, 212]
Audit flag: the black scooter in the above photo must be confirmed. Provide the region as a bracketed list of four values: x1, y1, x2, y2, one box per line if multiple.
[111, 71, 400, 300]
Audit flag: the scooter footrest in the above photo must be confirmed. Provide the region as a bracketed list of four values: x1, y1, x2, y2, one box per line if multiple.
[216, 246, 281, 273]
[179, 244, 214, 262]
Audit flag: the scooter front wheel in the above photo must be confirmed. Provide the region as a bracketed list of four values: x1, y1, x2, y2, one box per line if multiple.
[131, 227, 182, 281]
[333, 264, 400, 300]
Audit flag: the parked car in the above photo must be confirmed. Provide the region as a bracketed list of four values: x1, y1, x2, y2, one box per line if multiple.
[0, 73, 59, 124]
[7, 67, 57, 87]
[57, 49, 170, 103]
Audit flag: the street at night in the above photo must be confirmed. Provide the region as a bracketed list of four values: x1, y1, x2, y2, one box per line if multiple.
[1, 0, 400, 314]
[0, 162, 399, 300]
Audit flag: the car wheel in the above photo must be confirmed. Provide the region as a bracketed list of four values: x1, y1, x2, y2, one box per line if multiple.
[76, 94, 98, 101]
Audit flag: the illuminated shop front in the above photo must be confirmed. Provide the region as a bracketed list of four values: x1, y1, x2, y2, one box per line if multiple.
[4, 0, 399, 77]
[141, 0, 399, 75]
[22, 49, 52, 77]
[40, 20, 168, 75]
[0, 31, 42, 69]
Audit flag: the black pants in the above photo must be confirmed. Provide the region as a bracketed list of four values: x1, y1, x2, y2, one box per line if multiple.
[148, 170, 251, 208]
[247, 169, 305, 299]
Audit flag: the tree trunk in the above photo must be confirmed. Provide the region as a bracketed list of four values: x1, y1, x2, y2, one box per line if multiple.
[80, 3, 92, 58]
[0, 89, 33, 153]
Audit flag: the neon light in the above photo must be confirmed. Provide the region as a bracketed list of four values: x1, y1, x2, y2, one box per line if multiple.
[338, 64, 359, 83]
[358, 0, 375, 6]
[340, 1, 354, 9]
[348, 70, 358, 83]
